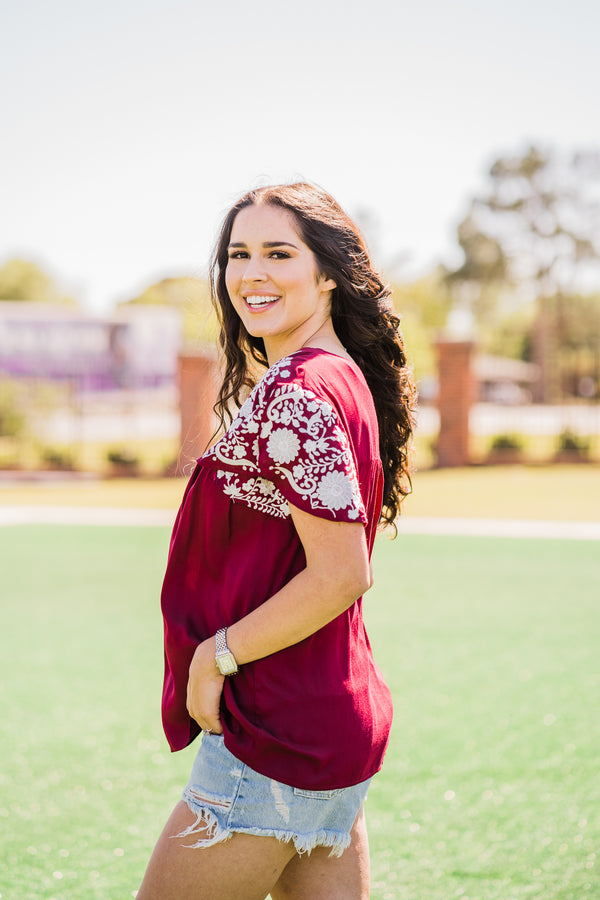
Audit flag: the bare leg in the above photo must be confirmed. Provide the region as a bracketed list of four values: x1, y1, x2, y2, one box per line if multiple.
[137, 800, 296, 900]
[270, 805, 370, 900]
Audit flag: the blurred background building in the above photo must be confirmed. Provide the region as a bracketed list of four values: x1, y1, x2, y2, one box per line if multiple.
[0, 303, 181, 390]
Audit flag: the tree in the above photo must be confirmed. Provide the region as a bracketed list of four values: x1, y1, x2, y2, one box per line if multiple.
[0, 258, 76, 305]
[445, 145, 600, 400]
[555, 292, 600, 398]
[118, 276, 218, 345]
[391, 270, 453, 380]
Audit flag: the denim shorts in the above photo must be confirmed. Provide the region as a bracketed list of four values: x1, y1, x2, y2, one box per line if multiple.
[177, 734, 372, 858]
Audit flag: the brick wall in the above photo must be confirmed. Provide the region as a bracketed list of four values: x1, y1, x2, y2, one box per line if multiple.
[177, 352, 220, 475]
[435, 340, 475, 467]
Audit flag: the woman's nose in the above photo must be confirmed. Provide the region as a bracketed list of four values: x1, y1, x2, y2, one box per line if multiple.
[241, 256, 267, 282]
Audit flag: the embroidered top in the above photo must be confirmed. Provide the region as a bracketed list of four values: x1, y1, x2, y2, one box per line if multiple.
[160, 347, 393, 790]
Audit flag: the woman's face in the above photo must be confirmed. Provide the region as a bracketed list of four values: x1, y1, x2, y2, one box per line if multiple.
[225, 203, 336, 362]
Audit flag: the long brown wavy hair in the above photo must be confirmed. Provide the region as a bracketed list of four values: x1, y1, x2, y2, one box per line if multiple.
[209, 182, 416, 528]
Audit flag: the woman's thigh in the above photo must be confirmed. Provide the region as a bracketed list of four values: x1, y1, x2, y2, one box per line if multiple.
[270, 805, 370, 900]
[137, 800, 296, 900]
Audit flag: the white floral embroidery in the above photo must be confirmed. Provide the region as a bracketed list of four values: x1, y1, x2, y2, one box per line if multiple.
[203, 356, 364, 520]
[218, 471, 290, 517]
[267, 428, 300, 464]
[316, 470, 354, 511]
[257, 479, 276, 496]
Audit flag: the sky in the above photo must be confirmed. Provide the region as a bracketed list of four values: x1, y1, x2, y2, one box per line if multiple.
[2, 0, 600, 313]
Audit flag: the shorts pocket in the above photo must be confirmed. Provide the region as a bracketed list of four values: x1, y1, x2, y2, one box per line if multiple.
[184, 735, 240, 813]
[293, 787, 344, 800]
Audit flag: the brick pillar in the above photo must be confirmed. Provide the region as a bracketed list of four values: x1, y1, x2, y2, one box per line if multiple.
[435, 340, 475, 468]
[177, 351, 220, 475]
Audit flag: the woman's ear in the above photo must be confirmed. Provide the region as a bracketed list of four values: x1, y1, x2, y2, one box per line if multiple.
[319, 274, 337, 292]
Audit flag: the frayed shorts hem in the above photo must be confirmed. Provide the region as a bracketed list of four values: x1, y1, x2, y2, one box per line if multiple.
[177, 796, 351, 858]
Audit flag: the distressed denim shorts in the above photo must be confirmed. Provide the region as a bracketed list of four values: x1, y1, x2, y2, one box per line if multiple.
[177, 734, 372, 858]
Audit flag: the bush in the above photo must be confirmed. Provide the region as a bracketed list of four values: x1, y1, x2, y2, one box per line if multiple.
[490, 433, 525, 452]
[0, 381, 27, 437]
[41, 446, 76, 470]
[106, 447, 139, 466]
[106, 447, 140, 475]
[556, 430, 590, 455]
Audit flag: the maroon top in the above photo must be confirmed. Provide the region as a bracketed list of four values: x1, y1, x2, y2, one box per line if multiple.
[161, 348, 393, 790]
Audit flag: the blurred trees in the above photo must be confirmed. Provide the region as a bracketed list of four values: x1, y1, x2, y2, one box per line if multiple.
[443, 145, 600, 400]
[118, 276, 218, 345]
[0, 258, 77, 305]
[391, 271, 452, 386]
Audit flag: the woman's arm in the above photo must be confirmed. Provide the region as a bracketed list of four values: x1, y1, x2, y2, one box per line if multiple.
[186, 502, 372, 733]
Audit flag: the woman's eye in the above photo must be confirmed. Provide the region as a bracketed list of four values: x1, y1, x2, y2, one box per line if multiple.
[227, 249, 290, 261]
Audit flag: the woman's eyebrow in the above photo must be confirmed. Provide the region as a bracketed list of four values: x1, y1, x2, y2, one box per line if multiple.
[228, 241, 299, 249]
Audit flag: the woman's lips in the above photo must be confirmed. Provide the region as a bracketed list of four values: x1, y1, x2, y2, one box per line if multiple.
[244, 294, 281, 310]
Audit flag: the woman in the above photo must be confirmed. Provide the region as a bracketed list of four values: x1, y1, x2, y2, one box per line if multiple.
[138, 183, 416, 899]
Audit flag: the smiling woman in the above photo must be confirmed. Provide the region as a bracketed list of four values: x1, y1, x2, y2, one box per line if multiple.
[137, 182, 416, 900]
[224, 204, 337, 363]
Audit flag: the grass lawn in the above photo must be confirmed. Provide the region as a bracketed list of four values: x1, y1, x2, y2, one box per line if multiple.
[1, 526, 599, 899]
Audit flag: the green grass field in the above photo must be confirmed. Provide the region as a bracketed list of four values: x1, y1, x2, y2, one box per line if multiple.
[1, 525, 599, 899]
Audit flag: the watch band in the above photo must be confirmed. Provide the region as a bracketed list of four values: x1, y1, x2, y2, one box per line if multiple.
[215, 627, 238, 676]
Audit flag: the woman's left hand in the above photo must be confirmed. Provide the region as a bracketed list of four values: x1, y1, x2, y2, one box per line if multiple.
[186, 638, 225, 734]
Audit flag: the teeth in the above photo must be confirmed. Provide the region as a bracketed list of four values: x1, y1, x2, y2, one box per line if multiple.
[245, 295, 280, 307]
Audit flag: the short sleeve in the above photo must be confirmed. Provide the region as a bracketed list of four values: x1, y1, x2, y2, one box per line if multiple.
[256, 380, 367, 524]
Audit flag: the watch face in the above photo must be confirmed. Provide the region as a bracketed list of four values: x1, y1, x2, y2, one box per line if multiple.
[216, 652, 238, 676]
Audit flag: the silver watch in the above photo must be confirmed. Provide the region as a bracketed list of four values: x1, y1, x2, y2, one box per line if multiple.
[215, 627, 238, 676]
